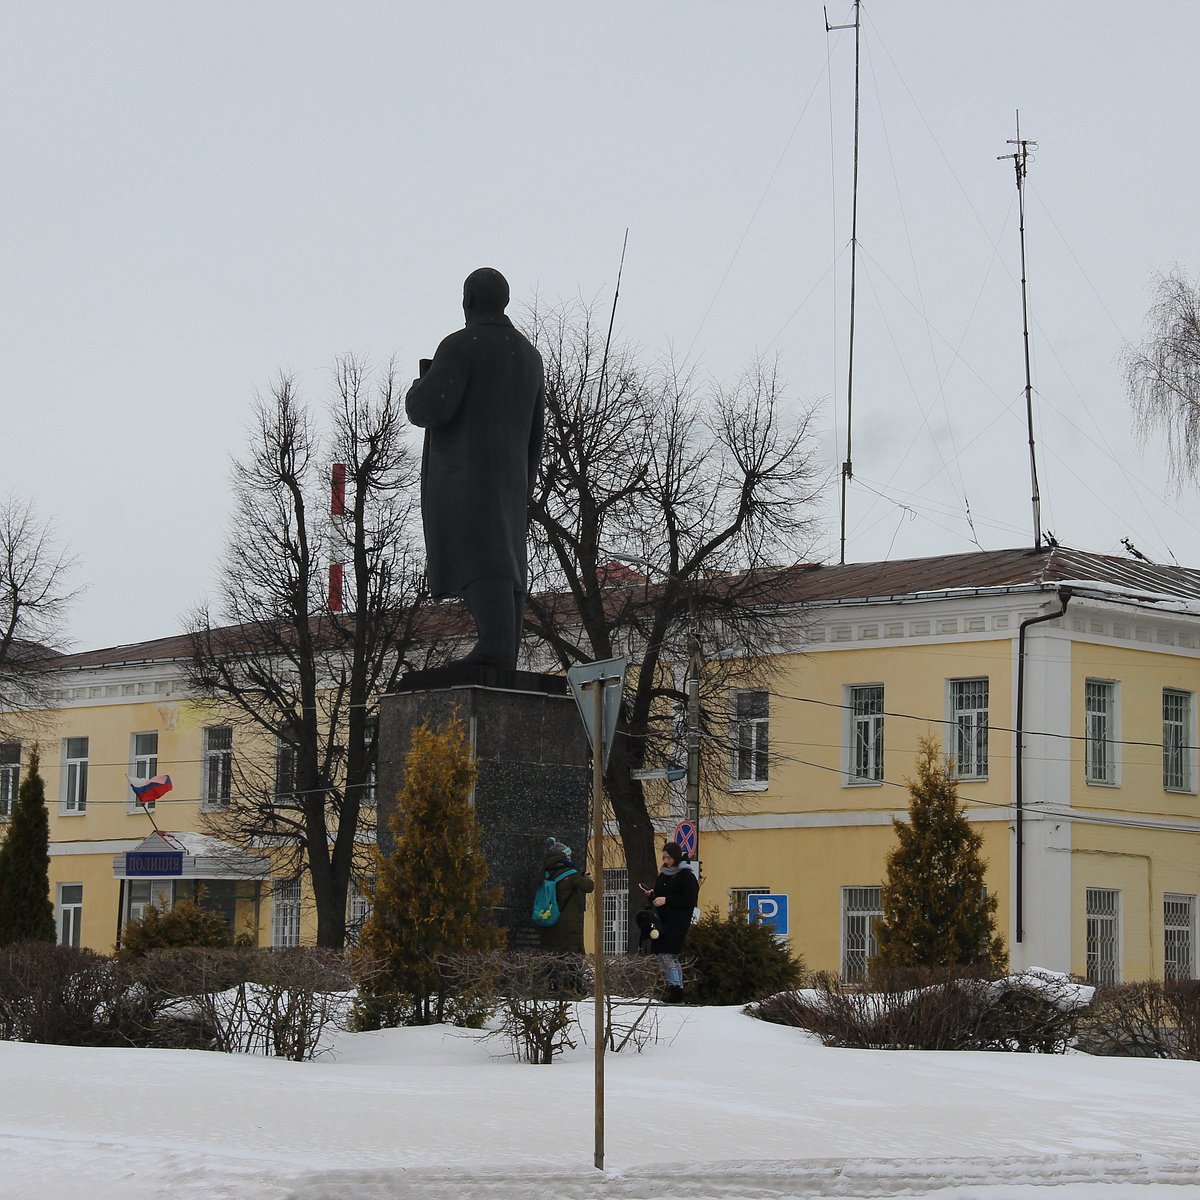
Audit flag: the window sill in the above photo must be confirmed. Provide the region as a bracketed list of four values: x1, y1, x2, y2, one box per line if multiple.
[1163, 785, 1197, 796]
[728, 780, 768, 793]
[844, 778, 883, 788]
[57, 809, 87, 817]
[952, 774, 989, 783]
[1085, 779, 1119, 788]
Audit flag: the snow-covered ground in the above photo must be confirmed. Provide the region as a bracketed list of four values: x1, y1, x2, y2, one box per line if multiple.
[2, 1003, 1198, 1199]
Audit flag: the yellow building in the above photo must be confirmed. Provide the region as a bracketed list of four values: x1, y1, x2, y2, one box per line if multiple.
[2, 546, 1198, 984]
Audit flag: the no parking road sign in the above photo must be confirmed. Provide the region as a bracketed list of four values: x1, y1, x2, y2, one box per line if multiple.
[747, 893, 789, 936]
[673, 819, 698, 860]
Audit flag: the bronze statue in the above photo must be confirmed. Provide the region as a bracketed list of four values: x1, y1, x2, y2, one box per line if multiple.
[405, 268, 545, 669]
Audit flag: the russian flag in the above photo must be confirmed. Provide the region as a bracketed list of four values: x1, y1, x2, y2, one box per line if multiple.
[130, 774, 173, 805]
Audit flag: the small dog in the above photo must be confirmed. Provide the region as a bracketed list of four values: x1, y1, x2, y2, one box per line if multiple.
[635, 905, 662, 950]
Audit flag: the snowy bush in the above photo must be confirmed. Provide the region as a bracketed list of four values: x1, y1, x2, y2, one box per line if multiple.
[750, 967, 1089, 1052]
[0, 942, 125, 1045]
[1077, 980, 1200, 1060]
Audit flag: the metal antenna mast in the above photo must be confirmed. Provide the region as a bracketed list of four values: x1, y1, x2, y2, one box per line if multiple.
[826, 1, 861, 565]
[999, 112, 1043, 551]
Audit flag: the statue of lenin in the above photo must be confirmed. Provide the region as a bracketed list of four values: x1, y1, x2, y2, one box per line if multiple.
[405, 268, 546, 669]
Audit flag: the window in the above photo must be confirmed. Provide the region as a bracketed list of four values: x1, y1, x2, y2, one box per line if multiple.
[126, 879, 173, 925]
[849, 685, 884, 783]
[731, 690, 769, 785]
[202, 726, 233, 808]
[0, 742, 19, 820]
[129, 731, 159, 811]
[950, 678, 989, 779]
[61, 737, 89, 814]
[58, 883, 83, 947]
[1163, 689, 1193, 792]
[1086, 887, 1120, 984]
[271, 879, 301, 948]
[362, 718, 378, 806]
[602, 867, 629, 957]
[1085, 680, 1117, 785]
[729, 886, 770, 918]
[346, 877, 374, 947]
[841, 886, 882, 982]
[1164, 894, 1196, 981]
[274, 734, 298, 805]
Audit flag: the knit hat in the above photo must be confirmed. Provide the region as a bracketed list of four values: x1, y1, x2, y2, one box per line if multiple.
[545, 836, 572, 859]
[662, 841, 684, 865]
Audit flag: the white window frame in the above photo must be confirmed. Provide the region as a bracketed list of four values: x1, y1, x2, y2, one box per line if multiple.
[602, 866, 629, 957]
[1162, 689, 1195, 793]
[841, 885, 882, 982]
[1164, 893, 1196, 981]
[847, 685, 884, 784]
[730, 689, 769, 789]
[949, 677, 989, 780]
[57, 882, 83, 947]
[126, 878, 174, 925]
[128, 731, 159, 812]
[1084, 679, 1119, 786]
[1086, 887, 1121, 984]
[202, 726, 233, 810]
[0, 741, 19, 820]
[60, 736, 89, 815]
[271, 879, 301, 948]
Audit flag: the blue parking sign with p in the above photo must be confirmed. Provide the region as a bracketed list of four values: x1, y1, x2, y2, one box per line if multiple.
[747, 893, 789, 936]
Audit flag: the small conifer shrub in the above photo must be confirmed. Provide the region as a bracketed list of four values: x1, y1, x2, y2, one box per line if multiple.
[0, 746, 55, 946]
[118, 898, 234, 958]
[685, 906, 804, 1005]
[353, 715, 502, 1027]
[872, 737, 1006, 974]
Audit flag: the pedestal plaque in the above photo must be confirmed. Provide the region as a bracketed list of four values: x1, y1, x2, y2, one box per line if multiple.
[377, 665, 591, 946]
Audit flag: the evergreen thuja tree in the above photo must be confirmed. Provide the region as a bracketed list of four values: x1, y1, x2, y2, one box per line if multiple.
[872, 737, 1006, 975]
[353, 716, 502, 1027]
[0, 746, 56, 945]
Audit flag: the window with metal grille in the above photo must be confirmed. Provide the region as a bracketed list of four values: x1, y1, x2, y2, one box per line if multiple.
[1085, 680, 1116, 784]
[1164, 894, 1195, 981]
[275, 733, 299, 805]
[128, 732, 159, 812]
[61, 737, 88, 814]
[346, 877, 374, 947]
[271, 879, 301, 948]
[0, 742, 19, 819]
[950, 678, 989, 779]
[202, 727, 233, 809]
[729, 886, 770, 917]
[849, 686, 884, 782]
[841, 886, 882, 982]
[731, 690, 769, 784]
[1086, 887, 1120, 984]
[1163, 690, 1193, 792]
[603, 867, 629, 956]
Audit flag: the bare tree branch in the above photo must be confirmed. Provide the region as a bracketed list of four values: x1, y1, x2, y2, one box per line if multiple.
[182, 359, 436, 946]
[1124, 266, 1200, 488]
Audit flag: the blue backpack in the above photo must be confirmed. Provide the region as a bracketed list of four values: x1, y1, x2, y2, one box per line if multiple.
[532, 868, 577, 927]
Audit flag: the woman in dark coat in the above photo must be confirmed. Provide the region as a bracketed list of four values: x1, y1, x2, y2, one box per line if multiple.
[639, 841, 700, 1002]
[536, 838, 594, 952]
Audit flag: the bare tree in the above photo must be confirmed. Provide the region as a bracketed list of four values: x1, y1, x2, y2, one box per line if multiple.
[0, 496, 77, 731]
[1124, 266, 1200, 486]
[521, 303, 822, 941]
[185, 357, 436, 947]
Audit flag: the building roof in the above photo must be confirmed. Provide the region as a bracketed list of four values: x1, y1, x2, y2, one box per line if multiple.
[45, 546, 1200, 671]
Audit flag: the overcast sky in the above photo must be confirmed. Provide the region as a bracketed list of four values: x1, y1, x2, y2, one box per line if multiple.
[4, 2, 1198, 651]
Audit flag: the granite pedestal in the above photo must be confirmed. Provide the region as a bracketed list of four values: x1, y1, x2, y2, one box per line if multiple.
[376, 665, 591, 947]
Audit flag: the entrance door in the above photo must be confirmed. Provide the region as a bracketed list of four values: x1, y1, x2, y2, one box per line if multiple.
[603, 867, 629, 955]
